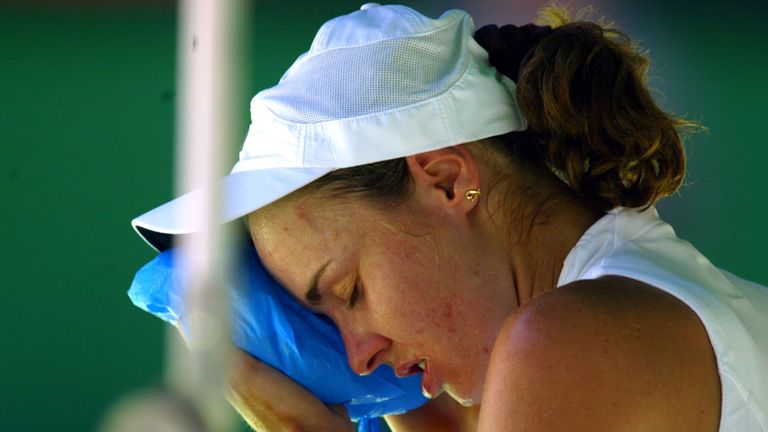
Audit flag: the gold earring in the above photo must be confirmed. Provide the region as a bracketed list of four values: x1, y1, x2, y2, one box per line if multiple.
[465, 188, 481, 202]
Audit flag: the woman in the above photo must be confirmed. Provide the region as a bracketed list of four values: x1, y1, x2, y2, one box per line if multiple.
[132, 4, 768, 431]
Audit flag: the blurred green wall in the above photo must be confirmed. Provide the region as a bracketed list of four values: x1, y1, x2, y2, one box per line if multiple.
[0, 1, 765, 430]
[1, 8, 175, 432]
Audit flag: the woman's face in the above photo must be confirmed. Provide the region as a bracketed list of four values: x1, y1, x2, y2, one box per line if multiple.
[247, 193, 515, 406]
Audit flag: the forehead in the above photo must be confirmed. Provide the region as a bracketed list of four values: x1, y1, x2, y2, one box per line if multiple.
[249, 196, 360, 245]
[245, 196, 370, 293]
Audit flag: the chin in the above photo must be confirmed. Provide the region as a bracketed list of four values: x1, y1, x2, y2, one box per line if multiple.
[445, 383, 482, 407]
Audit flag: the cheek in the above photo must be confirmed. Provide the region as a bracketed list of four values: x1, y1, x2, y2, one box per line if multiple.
[363, 249, 433, 322]
[368, 253, 464, 337]
[364, 230, 498, 340]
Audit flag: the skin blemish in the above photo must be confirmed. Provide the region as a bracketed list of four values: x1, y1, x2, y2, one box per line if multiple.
[442, 302, 454, 320]
[441, 302, 458, 335]
[294, 202, 309, 221]
[294, 200, 318, 224]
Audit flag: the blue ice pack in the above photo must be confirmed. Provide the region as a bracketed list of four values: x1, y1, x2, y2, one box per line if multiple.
[128, 243, 427, 429]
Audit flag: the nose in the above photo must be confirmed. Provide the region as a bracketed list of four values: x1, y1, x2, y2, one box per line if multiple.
[340, 327, 390, 376]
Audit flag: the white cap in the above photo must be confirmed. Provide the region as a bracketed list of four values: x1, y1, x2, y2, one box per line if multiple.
[132, 4, 527, 251]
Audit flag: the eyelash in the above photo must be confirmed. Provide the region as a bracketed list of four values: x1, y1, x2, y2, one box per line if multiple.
[345, 282, 361, 310]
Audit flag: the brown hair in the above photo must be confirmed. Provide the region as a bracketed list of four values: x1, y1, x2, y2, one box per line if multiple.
[301, 5, 698, 213]
[516, 6, 698, 211]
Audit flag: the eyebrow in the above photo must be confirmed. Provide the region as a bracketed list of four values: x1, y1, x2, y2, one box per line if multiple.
[305, 260, 332, 306]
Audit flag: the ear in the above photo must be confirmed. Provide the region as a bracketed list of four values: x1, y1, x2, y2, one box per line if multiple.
[405, 145, 482, 215]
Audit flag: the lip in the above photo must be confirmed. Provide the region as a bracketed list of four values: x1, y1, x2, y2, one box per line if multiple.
[419, 360, 444, 399]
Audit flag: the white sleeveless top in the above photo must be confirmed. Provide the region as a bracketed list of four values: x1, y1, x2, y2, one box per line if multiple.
[558, 207, 768, 431]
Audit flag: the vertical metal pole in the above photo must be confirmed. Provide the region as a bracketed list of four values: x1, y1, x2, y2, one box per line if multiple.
[101, 1, 249, 431]
[169, 0, 246, 430]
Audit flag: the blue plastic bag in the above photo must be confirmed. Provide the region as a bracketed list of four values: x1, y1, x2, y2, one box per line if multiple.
[128, 243, 427, 429]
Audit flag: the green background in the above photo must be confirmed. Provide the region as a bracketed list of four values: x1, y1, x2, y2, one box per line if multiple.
[1, 0, 765, 430]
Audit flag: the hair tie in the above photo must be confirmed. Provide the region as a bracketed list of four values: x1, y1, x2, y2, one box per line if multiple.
[473, 23, 554, 82]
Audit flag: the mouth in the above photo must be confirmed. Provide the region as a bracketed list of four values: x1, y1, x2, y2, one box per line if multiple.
[395, 358, 426, 378]
[395, 358, 443, 399]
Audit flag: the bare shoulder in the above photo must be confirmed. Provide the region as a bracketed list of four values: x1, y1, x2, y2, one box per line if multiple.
[477, 276, 721, 432]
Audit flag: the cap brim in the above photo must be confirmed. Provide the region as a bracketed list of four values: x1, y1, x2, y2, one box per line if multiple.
[132, 167, 332, 251]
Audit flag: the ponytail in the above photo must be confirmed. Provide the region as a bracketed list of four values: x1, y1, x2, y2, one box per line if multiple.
[476, 6, 698, 211]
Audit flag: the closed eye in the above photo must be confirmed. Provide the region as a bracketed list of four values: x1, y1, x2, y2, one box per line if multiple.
[345, 281, 361, 310]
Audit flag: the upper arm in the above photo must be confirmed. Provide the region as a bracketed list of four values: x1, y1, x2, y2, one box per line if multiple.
[477, 276, 720, 432]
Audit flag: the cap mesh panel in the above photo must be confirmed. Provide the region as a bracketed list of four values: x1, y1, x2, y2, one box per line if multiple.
[260, 22, 467, 124]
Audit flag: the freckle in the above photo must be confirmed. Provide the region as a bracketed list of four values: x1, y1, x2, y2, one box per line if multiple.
[483, 347, 490, 354]
[441, 302, 453, 320]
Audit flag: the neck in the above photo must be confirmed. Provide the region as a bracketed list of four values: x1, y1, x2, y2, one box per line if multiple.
[485, 189, 603, 309]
